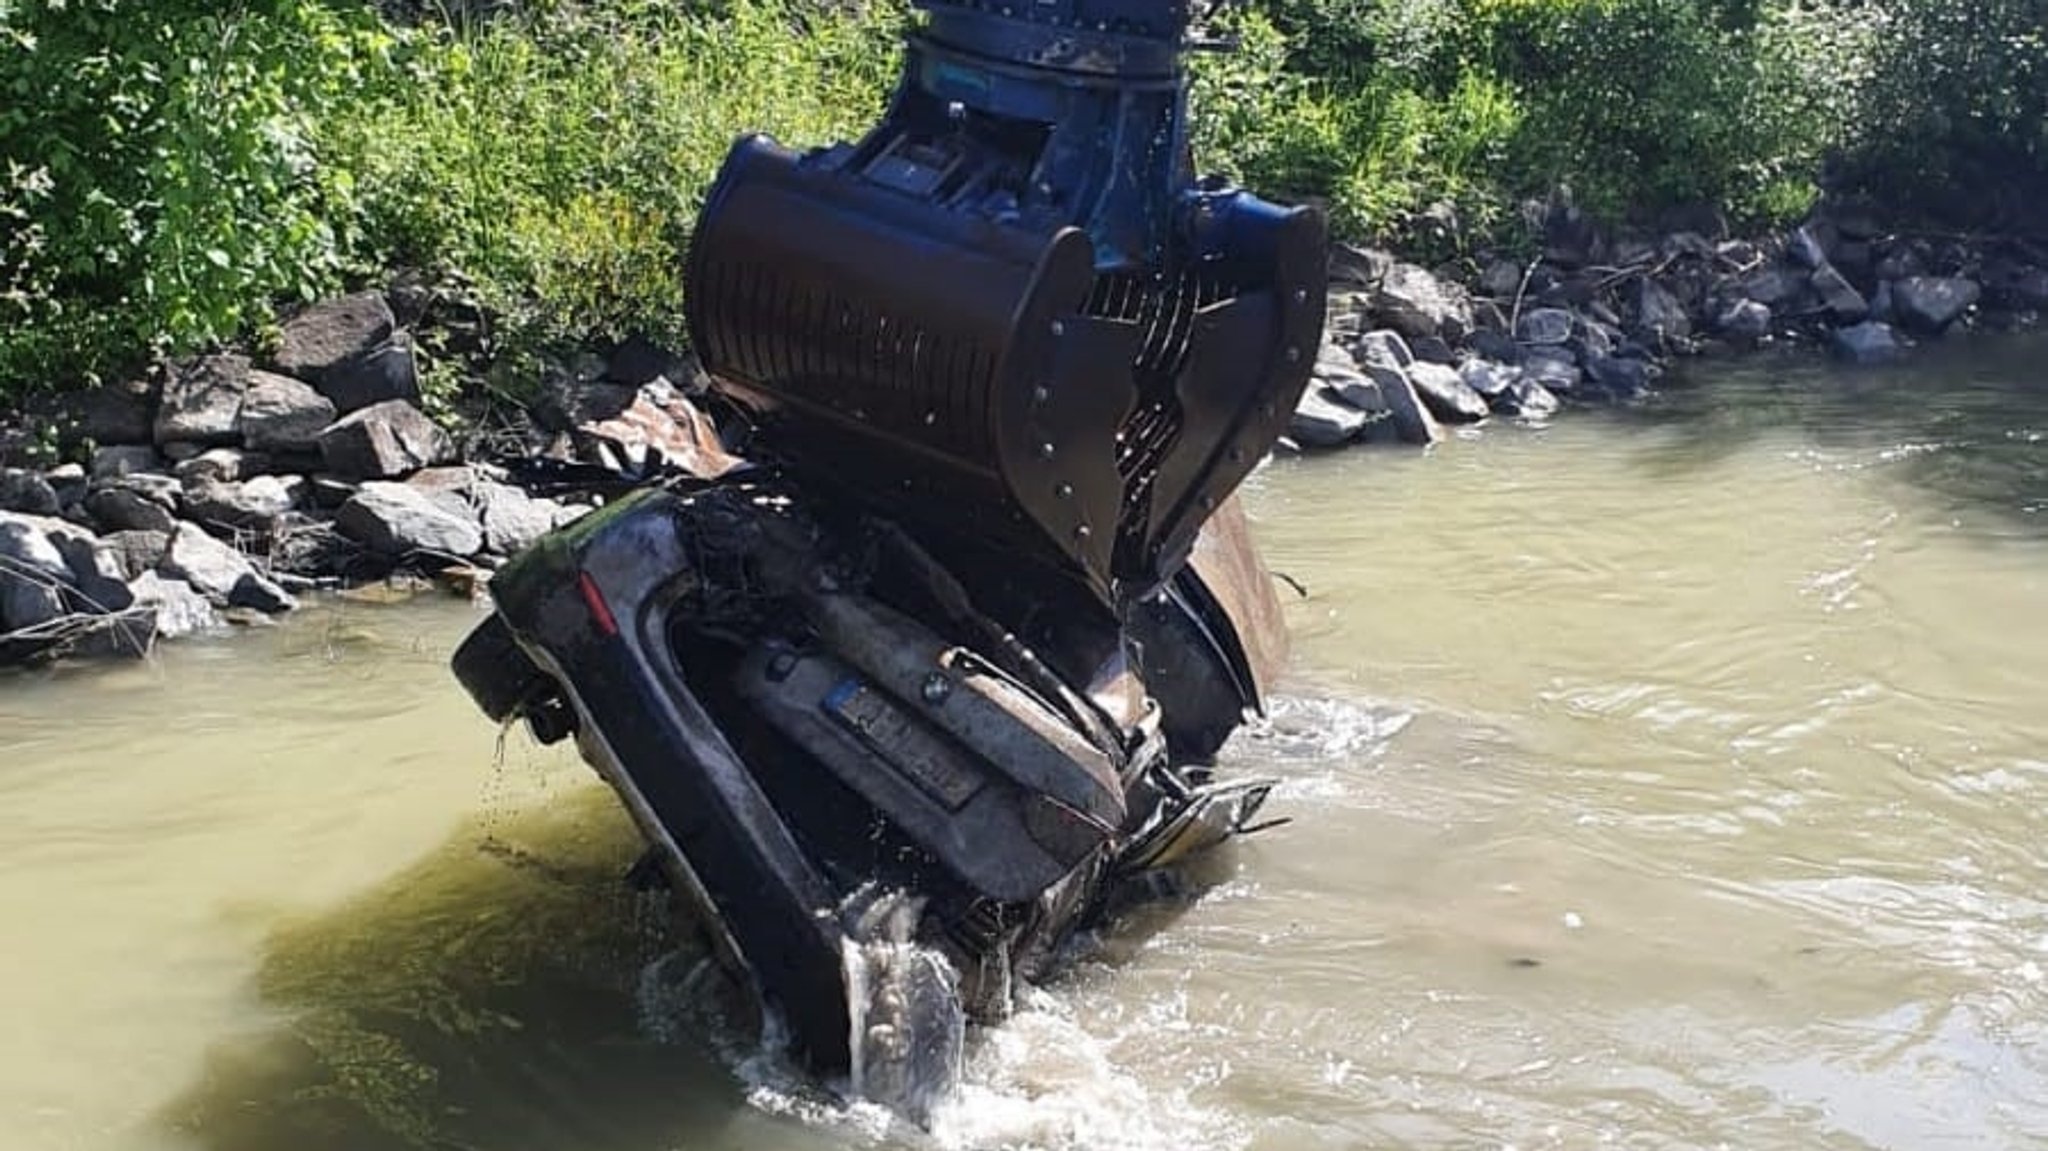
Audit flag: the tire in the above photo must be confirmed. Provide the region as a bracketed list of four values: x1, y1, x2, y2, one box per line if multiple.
[451, 613, 551, 722]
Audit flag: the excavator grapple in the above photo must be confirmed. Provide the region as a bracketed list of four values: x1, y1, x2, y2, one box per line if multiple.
[685, 0, 1327, 603]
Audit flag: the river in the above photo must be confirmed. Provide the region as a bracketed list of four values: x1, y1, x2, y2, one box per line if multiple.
[4, 333, 2046, 1151]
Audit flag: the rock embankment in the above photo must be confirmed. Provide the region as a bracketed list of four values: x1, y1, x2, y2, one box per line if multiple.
[0, 290, 722, 667]
[1287, 201, 2048, 451]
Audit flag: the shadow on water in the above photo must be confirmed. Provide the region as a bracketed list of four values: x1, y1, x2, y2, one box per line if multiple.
[153, 786, 790, 1151]
[1602, 331, 2048, 534]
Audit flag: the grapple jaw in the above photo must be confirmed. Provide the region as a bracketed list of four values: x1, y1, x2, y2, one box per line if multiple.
[684, 0, 1328, 606]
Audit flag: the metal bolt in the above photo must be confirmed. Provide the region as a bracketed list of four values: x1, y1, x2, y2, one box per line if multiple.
[921, 673, 952, 705]
[924, 410, 937, 425]
[1055, 482, 1074, 499]
[1285, 345, 1301, 363]
[1293, 288, 1308, 303]
[1032, 384, 1051, 404]
[1038, 441, 1056, 460]
[1050, 320, 1065, 337]
[1074, 524, 1092, 540]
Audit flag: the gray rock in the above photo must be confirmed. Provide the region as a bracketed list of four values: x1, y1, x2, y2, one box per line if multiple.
[100, 530, 171, 580]
[1829, 321, 1904, 365]
[1741, 268, 1803, 309]
[156, 355, 248, 447]
[1459, 360, 1522, 401]
[1874, 246, 1926, 282]
[1500, 378, 1562, 420]
[0, 468, 60, 516]
[91, 445, 163, 481]
[476, 483, 560, 557]
[1407, 334, 1458, 366]
[1523, 353, 1585, 396]
[0, 512, 72, 630]
[1515, 307, 1574, 346]
[1288, 388, 1371, 450]
[1788, 224, 1828, 269]
[1407, 361, 1491, 423]
[1569, 318, 1617, 363]
[84, 486, 177, 535]
[239, 371, 337, 453]
[1810, 264, 1869, 324]
[269, 292, 417, 414]
[1715, 299, 1772, 345]
[41, 381, 157, 448]
[1352, 330, 1415, 372]
[335, 481, 485, 558]
[1323, 374, 1387, 414]
[182, 476, 303, 531]
[1360, 363, 1443, 446]
[44, 464, 86, 510]
[48, 530, 133, 614]
[160, 521, 298, 613]
[316, 400, 453, 481]
[1892, 277, 1981, 335]
[1373, 262, 1472, 342]
[1477, 259, 1525, 299]
[173, 447, 249, 486]
[127, 571, 222, 639]
[306, 475, 358, 511]
[1868, 279, 1895, 324]
[1631, 278, 1691, 344]
[1468, 328, 1524, 364]
[1586, 355, 1655, 399]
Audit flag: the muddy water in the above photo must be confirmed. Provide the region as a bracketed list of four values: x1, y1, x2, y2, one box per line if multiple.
[5, 334, 2048, 1151]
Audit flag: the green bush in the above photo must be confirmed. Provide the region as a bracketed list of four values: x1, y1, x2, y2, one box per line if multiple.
[0, 0, 395, 393]
[1849, 0, 2048, 217]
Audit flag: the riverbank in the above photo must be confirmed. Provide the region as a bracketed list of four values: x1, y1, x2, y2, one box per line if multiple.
[1, 200, 2043, 668]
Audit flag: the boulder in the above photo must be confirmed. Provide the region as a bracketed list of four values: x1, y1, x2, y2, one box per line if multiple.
[1287, 388, 1371, 450]
[43, 464, 87, 510]
[155, 355, 248, 447]
[47, 529, 134, 614]
[1459, 360, 1522, 403]
[38, 380, 157, 448]
[1514, 307, 1574, 346]
[182, 475, 303, 532]
[1523, 353, 1585, 397]
[1477, 259, 1524, 299]
[1468, 328, 1524, 365]
[0, 512, 72, 631]
[128, 571, 222, 639]
[316, 400, 453, 481]
[1829, 321, 1904, 365]
[1585, 355, 1655, 400]
[1498, 378, 1561, 420]
[1788, 224, 1828, 269]
[173, 447, 249, 486]
[402, 466, 560, 557]
[1714, 299, 1772, 346]
[100, 530, 172, 580]
[269, 292, 420, 413]
[1740, 268, 1803, 309]
[91, 445, 164, 481]
[335, 481, 485, 558]
[0, 468, 60, 516]
[1407, 334, 1458, 366]
[1631, 278, 1691, 345]
[1359, 363, 1443, 446]
[1322, 374, 1387, 414]
[1809, 264, 1868, 324]
[1372, 261, 1472, 342]
[84, 486, 177, 535]
[160, 521, 297, 613]
[1891, 277, 1981, 336]
[1542, 197, 1601, 269]
[1406, 362, 1491, 423]
[239, 371, 337, 453]
[1352, 330, 1415, 372]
